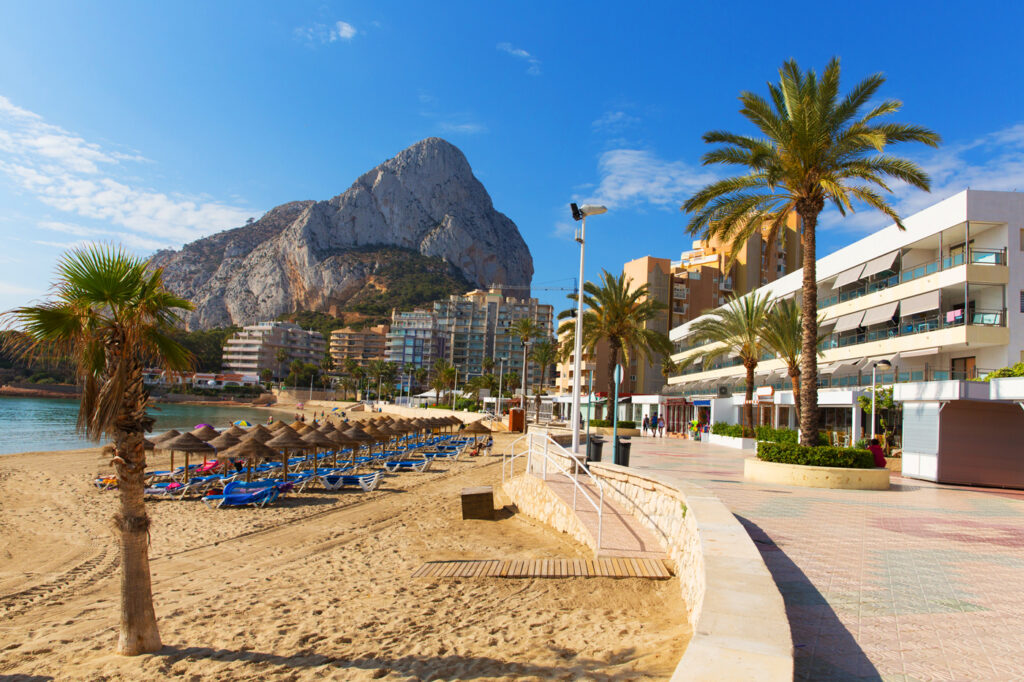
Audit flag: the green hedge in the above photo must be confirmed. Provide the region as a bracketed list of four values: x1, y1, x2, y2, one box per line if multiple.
[711, 422, 745, 438]
[590, 419, 636, 429]
[754, 425, 798, 444]
[757, 441, 875, 469]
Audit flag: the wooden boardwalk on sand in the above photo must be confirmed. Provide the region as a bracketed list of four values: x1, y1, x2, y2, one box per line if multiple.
[412, 557, 673, 579]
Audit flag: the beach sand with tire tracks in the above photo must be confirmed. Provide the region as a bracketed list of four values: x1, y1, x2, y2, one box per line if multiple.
[0, 427, 689, 680]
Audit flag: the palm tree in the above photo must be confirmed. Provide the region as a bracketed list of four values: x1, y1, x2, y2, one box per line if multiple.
[530, 339, 558, 392]
[339, 375, 358, 400]
[481, 356, 495, 374]
[660, 356, 678, 384]
[509, 318, 542, 401]
[682, 57, 939, 445]
[759, 297, 830, 424]
[558, 270, 672, 415]
[414, 367, 428, 393]
[3, 245, 193, 655]
[275, 348, 288, 382]
[431, 358, 456, 404]
[688, 292, 774, 437]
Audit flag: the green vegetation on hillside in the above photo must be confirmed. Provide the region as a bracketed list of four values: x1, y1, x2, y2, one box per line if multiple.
[345, 247, 471, 317]
[169, 327, 240, 373]
[276, 311, 348, 340]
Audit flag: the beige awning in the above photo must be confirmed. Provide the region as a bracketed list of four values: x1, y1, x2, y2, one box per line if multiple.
[899, 347, 939, 359]
[861, 301, 900, 327]
[900, 290, 941, 317]
[857, 353, 899, 370]
[833, 310, 865, 333]
[819, 360, 859, 375]
[861, 251, 899, 278]
[832, 264, 866, 289]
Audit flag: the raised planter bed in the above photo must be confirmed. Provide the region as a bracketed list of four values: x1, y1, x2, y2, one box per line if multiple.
[707, 433, 757, 450]
[744, 458, 890, 490]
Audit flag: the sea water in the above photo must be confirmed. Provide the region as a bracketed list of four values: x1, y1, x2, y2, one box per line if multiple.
[0, 396, 278, 455]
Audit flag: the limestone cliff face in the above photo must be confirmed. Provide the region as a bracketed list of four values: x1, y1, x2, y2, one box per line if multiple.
[150, 138, 533, 329]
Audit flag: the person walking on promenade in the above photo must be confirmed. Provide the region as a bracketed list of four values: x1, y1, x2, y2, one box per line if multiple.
[642, 415, 650, 436]
[658, 415, 665, 437]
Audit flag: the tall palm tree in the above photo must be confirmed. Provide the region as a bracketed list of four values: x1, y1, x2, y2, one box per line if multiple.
[509, 318, 542, 400]
[660, 356, 678, 383]
[530, 339, 558, 392]
[414, 367, 428, 393]
[759, 297, 830, 424]
[688, 292, 774, 437]
[481, 356, 495, 374]
[275, 348, 288, 382]
[3, 245, 193, 655]
[682, 57, 939, 445]
[431, 358, 456, 404]
[558, 270, 672, 415]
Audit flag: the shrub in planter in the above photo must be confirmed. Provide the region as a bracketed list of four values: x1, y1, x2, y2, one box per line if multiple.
[618, 420, 636, 429]
[590, 419, 611, 427]
[589, 419, 636, 429]
[754, 425, 798, 444]
[710, 422, 745, 438]
[757, 441, 874, 469]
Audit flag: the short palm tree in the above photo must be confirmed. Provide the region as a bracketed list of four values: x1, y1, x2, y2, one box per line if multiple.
[558, 270, 672, 415]
[660, 356, 678, 383]
[509, 318, 543, 399]
[759, 297, 829, 424]
[3, 245, 193, 655]
[689, 292, 774, 437]
[481, 356, 495, 374]
[431, 358, 456, 404]
[683, 57, 939, 445]
[530, 339, 558, 392]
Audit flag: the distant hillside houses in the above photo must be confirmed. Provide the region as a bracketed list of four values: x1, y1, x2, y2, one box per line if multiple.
[142, 370, 261, 389]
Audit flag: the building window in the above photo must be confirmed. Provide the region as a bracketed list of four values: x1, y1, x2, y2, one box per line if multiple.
[1020, 228, 1024, 251]
[1020, 290, 1024, 313]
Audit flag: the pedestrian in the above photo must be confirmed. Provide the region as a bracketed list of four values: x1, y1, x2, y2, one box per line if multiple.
[658, 415, 665, 437]
[642, 415, 650, 436]
[867, 438, 887, 467]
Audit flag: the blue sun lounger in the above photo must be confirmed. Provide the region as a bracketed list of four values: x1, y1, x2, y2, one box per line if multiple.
[320, 470, 383, 492]
[202, 481, 283, 508]
[384, 459, 431, 473]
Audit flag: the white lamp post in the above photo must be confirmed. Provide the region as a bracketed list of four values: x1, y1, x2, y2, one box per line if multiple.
[570, 203, 607, 455]
[870, 360, 892, 439]
[496, 358, 505, 418]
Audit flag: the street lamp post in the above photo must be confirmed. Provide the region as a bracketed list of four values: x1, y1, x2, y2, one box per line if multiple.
[496, 358, 505, 418]
[569, 203, 607, 455]
[870, 360, 892, 439]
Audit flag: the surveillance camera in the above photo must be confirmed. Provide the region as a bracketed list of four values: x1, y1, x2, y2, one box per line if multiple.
[570, 203, 583, 221]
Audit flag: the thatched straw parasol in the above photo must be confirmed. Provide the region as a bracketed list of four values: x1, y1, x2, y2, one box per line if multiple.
[328, 430, 358, 468]
[219, 438, 280, 482]
[288, 420, 305, 430]
[296, 423, 317, 435]
[244, 424, 274, 443]
[223, 425, 248, 438]
[190, 425, 220, 442]
[317, 422, 337, 435]
[160, 432, 215, 483]
[301, 429, 336, 475]
[265, 429, 310, 481]
[150, 429, 180, 445]
[268, 420, 287, 432]
[207, 432, 241, 473]
[463, 420, 492, 434]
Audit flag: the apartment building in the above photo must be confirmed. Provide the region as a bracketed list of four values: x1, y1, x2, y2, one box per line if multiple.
[329, 324, 389, 368]
[221, 322, 326, 379]
[386, 310, 441, 370]
[608, 214, 803, 395]
[666, 189, 1023, 437]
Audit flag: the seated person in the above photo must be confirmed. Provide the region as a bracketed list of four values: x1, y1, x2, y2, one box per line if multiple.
[867, 438, 887, 467]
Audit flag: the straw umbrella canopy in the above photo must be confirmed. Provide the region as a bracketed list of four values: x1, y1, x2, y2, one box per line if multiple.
[190, 425, 220, 442]
[268, 420, 287, 432]
[464, 420, 492, 434]
[317, 422, 337, 435]
[296, 423, 317, 435]
[245, 424, 274, 443]
[288, 420, 305, 430]
[265, 429, 311, 481]
[301, 429, 336, 475]
[343, 426, 374, 463]
[150, 429, 180, 445]
[219, 438, 280, 482]
[207, 433, 241, 473]
[160, 432, 215, 483]
[223, 425, 248, 438]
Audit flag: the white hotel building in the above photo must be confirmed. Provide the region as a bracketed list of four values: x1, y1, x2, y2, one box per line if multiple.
[665, 190, 1024, 442]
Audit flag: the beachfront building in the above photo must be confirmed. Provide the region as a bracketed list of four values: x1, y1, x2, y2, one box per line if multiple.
[665, 189, 1022, 442]
[434, 289, 555, 388]
[386, 310, 443, 371]
[222, 321, 326, 380]
[329, 324, 389, 369]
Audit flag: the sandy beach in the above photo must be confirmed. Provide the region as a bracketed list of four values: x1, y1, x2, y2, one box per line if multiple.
[0, 423, 688, 680]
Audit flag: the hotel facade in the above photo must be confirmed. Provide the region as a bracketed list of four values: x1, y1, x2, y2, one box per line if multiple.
[221, 321, 326, 380]
[664, 190, 1024, 442]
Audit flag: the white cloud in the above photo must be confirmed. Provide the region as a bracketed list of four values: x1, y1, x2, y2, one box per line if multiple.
[821, 122, 1024, 233]
[438, 120, 487, 135]
[592, 110, 640, 132]
[497, 42, 541, 76]
[0, 96, 254, 248]
[294, 20, 357, 44]
[0, 280, 41, 296]
[586, 148, 717, 209]
[551, 221, 576, 241]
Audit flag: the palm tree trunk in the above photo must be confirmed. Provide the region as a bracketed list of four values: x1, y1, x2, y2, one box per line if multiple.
[789, 366, 802, 424]
[113, 367, 161, 655]
[798, 207, 821, 445]
[520, 342, 529, 403]
[744, 362, 756, 438]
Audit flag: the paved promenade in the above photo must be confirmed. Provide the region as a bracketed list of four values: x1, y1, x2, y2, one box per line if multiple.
[625, 437, 1024, 681]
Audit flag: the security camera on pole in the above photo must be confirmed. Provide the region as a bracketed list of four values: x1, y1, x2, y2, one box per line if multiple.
[569, 202, 607, 456]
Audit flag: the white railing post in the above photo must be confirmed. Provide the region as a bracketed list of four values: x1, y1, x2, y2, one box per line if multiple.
[597, 486, 604, 550]
[543, 437, 548, 479]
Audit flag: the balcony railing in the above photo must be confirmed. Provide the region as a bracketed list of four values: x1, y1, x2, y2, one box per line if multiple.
[822, 307, 1005, 350]
[818, 247, 1007, 310]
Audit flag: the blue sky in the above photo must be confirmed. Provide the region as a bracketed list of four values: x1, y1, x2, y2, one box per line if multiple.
[2, 1, 1024, 315]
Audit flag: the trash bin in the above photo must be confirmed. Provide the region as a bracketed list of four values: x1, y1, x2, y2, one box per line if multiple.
[614, 436, 632, 467]
[587, 436, 605, 462]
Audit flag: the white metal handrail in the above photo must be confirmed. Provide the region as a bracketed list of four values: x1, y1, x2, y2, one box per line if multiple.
[502, 432, 604, 549]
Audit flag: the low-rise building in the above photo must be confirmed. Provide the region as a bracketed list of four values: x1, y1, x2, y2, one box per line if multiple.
[222, 321, 326, 379]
